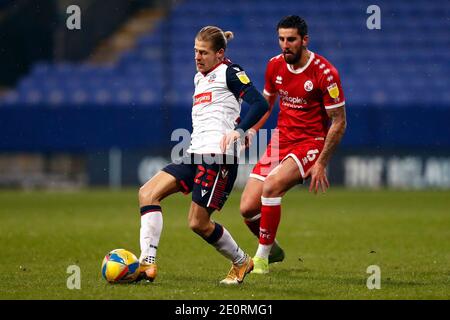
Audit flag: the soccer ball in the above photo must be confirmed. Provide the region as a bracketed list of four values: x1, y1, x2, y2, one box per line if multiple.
[101, 249, 140, 283]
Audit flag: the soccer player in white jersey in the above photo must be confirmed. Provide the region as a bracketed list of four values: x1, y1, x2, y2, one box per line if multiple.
[136, 26, 269, 284]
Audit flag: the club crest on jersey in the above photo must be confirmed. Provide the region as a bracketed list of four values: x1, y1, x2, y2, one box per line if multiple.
[236, 71, 250, 84]
[208, 74, 216, 83]
[304, 80, 314, 92]
[327, 83, 340, 99]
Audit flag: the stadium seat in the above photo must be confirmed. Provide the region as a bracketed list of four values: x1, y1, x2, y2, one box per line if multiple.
[0, 0, 448, 109]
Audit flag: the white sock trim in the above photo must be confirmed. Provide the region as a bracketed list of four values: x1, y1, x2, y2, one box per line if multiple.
[245, 213, 261, 222]
[261, 196, 282, 206]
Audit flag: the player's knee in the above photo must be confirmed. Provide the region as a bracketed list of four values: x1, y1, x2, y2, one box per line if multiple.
[262, 176, 284, 198]
[138, 184, 160, 205]
[240, 197, 259, 219]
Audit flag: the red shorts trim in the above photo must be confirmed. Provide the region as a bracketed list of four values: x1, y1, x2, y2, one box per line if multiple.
[179, 180, 190, 194]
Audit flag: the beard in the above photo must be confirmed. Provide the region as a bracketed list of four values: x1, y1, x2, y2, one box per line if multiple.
[283, 49, 302, 65]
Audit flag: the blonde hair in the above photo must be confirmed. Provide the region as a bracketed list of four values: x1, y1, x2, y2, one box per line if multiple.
[196, 26, 234, 52]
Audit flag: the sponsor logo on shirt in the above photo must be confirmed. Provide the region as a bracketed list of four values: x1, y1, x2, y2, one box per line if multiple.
[193, 92, 212, 106]
[279, 89, 308, 108]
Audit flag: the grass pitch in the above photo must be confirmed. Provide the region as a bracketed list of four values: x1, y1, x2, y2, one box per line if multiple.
[0, 188, 449, 300]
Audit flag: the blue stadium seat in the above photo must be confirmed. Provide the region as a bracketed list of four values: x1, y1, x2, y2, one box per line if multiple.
[1, 0, 449, 109]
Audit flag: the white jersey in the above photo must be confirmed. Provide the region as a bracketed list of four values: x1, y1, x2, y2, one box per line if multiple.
[188, 60, 252, 156]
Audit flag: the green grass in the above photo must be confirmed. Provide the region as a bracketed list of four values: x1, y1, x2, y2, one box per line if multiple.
[0, 188, 449, 299]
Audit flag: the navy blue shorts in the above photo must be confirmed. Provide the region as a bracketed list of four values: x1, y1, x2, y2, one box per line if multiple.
[162, 154, 238, 211]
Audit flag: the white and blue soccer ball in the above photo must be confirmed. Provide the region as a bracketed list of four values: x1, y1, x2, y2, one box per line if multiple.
[101, 249, 140, 284]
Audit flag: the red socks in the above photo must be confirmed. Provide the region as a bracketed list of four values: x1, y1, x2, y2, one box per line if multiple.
[259, 197, 281, 245]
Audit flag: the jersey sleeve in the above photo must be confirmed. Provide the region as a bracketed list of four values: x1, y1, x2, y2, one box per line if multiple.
[263, 59, 276, 97]
[225, 64, 254, 99]
[319, 65, 345, 110]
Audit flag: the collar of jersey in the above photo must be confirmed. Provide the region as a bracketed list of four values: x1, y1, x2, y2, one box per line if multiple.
[201, 60, 224, 76]
[286, 51, 315, 74]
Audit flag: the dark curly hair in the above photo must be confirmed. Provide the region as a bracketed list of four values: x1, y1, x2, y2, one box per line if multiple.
[277, 15, 308, 38]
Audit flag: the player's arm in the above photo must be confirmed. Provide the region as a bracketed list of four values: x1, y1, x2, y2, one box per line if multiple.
[306, 66, 347, 194]
[245, 59, 278, 145]
[250, 92, 277, 132]
[234, 86, 269, 134]
[241, 92, 277, 148]
[318, 106, 347, 167]
[306, 106, 347, 194]
[220, 65, 269, 152]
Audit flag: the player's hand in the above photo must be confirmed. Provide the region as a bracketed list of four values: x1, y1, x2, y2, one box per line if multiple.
[304, 162, 330, 194]
[220, 130, 242, 153]
[244, 128, 257, 148]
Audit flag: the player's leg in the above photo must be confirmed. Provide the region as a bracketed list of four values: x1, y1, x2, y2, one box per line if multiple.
[240, 138, 275, 231]
[187, 201, 253, 285]
[188, 202, 247, 266]
[253, 157, 302, 274]
[240, 176, 263, 236]
[189, 161, 253, 284]
[240, 177, 285, 264]
[137, 169, 186, 281]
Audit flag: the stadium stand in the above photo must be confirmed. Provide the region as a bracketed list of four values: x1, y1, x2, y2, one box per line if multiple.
[0, 0, 449, 155]
[0, 0, 13, 9]
[0, 0, 449, 188]
[1, 0, 448, 108]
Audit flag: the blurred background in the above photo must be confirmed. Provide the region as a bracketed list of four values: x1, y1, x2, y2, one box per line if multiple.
[0, 0, 449, 190]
